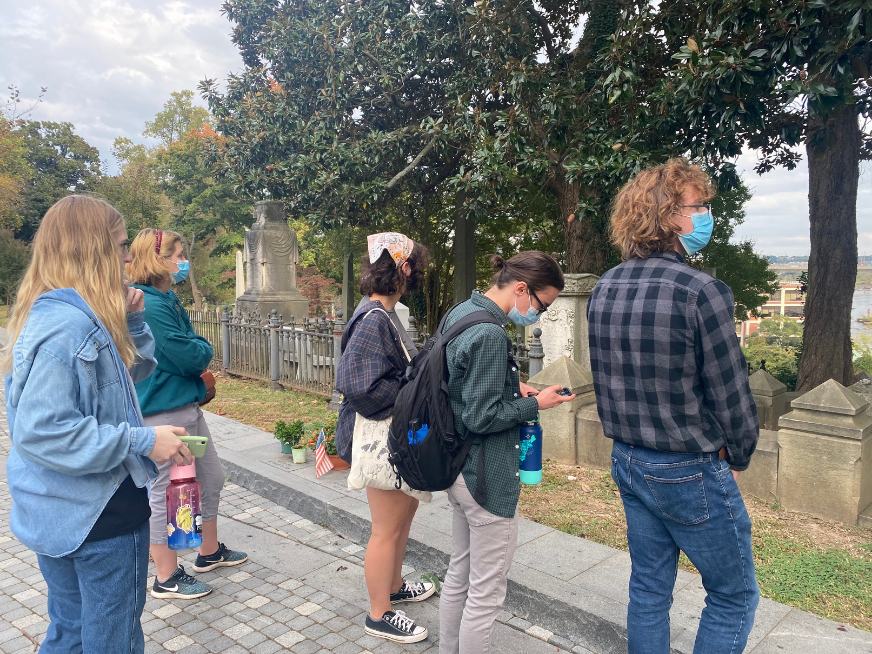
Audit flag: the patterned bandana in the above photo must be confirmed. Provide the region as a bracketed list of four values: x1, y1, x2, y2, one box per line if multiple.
[367, 232, 415, 266]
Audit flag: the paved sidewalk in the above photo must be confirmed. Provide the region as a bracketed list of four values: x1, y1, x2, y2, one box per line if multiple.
[0, 383, 569, 654]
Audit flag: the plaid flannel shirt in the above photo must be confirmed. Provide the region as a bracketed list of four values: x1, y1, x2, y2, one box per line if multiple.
[587, 251, 759, 471]
[334, 299, 411, 463]
[446, 292, 539, 518]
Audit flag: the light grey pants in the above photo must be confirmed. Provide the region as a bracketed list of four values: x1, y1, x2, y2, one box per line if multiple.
[439, 475, 519, 654]
[144, 402, 225, 545]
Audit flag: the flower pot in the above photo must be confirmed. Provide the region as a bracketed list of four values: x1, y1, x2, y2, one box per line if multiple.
[328, 454, 350, 471]
[280, 442, 295, 455]
[291, 447, 307, 464]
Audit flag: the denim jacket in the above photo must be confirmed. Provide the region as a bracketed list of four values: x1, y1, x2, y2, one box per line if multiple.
[4, 289, 160, 557]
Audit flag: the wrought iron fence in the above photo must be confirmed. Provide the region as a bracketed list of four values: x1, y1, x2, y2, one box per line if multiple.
[228, 312, 271, 381]
[187, 308, 223, 371]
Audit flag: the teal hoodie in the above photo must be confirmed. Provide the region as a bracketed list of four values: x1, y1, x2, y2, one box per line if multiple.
[132, 285, 213, 416]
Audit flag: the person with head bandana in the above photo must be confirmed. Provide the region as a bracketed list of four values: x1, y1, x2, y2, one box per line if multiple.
[335, 233, 435, 644]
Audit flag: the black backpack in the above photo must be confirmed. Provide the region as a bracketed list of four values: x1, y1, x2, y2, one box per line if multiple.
[387, 306, 504, 502]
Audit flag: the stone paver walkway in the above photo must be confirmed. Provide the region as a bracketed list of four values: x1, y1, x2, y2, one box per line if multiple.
[0, 380, 568, 654]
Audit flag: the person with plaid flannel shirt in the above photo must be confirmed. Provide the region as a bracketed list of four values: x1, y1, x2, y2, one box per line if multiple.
[588, 159, 760, 654]
[439, 251, 575, 654]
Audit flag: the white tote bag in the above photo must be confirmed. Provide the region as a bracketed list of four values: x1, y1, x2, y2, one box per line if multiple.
[347, 309, 432, 502]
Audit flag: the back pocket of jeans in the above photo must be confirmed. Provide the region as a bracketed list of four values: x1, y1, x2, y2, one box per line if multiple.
[643, 472, 709, 525]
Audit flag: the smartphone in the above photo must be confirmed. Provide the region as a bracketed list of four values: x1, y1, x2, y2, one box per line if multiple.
[178, 435, 209, 458]
[556, 387, 573, 396]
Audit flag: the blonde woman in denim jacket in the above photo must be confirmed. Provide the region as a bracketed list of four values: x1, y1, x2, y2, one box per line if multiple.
[2, 196, 191, 654]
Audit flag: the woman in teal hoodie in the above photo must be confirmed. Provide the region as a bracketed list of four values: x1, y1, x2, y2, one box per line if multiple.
[128, 228, 247, 600]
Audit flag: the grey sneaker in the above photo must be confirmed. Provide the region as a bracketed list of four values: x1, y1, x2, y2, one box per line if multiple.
[151, 565, 212, 600]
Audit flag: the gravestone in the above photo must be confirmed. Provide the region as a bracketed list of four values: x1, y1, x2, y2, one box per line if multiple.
[235, 250, 245, 299]
[235, 200, 309, 322]
[537, 273, 600, 370]
[749, 369, 788, 431]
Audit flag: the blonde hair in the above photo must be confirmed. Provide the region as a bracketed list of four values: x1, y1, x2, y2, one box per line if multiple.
[1, 195, 135, 372]
[126, 228, 183, 288]
[610, 158, 714, 260]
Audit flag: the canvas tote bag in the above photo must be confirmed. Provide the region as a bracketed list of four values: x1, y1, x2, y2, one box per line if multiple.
[347, 309, 432, 502]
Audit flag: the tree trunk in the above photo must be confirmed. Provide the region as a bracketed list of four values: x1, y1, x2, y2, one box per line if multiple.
[453, 191, 477, 304]
[796, 103, 860, 392]
[555, 177, 612, 275]
[185, 233, 203, 310]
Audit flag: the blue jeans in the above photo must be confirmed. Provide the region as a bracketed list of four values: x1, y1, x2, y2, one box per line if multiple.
[36, 521, 149, 654]
[611, 441, 759, 654]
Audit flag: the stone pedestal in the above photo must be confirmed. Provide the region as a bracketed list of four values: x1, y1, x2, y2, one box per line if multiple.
[235, 250, 245, 299]
[528, 356, 595, 464]
[394, 302, 410, 330]
[236, 201, 309, 322]
[737, 429, 779, 502]
[749, 369, 788, 431]
[538, 273, 600, 370]
[777, 379, 872, 525]
[575, 404, 611, 470]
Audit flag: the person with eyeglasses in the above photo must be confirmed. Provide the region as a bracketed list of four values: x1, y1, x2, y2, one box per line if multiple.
[439, 251, 574, 654]
[587, 159, 760, 653]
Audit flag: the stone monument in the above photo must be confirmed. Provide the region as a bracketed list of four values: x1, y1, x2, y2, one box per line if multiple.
[235, 250, 245, 300]
[235, 200, 309, 322]
[537, 273, 600, 370]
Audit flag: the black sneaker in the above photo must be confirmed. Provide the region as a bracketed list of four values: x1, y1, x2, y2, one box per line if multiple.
[151, 565, 213, 600]
[390, 580, 436, 604]
[365, 610, 428, 643]
[192, 543, 248, 573]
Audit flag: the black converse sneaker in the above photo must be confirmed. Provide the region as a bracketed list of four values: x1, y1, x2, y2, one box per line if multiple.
[151, 565, 213, 600]
[192, 543, 248, 573]
[364, 610, 428, 643]
[390, 580, 436, 604]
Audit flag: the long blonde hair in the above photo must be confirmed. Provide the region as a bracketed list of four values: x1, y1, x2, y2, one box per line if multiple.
[1, 195, 136, 372]
[126, 228, 183, 288]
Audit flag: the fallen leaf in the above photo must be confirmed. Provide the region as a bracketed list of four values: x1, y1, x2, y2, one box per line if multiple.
[582, 483, 592, 493]
[337, 566, 348, 572]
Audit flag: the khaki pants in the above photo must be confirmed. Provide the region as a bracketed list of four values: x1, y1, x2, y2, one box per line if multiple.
[439, 476, 519, 654]
[144, 402, 224, 545]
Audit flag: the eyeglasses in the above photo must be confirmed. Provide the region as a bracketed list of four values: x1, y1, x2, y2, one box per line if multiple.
[529, 287, 550, 312]
[680, 203, 711, 213]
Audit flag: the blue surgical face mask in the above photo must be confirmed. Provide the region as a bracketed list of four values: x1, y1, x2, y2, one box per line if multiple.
[171, 260, 190, 284]
[678, 210, 714, 255]
[508, 292, 541, 327]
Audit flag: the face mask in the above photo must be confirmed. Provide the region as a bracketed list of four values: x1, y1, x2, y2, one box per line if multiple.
[171, 260, 190, 284]
[678, 210, 714, 255]
[508, 292, 541, 327]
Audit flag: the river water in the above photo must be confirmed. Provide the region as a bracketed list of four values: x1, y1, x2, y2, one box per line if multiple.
[852, 288, 872, 338]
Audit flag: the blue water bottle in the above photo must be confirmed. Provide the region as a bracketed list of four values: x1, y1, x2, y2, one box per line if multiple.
[519, 415, 543, 485]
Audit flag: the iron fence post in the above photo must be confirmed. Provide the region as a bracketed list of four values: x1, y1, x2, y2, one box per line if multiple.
[328, 310, 346, 411]
[528, 327, 545, 378]
[221, 305, 231, 373]
[269, 309, 284, 392]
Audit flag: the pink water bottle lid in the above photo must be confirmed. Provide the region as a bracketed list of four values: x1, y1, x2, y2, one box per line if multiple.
[169, 459, 196, 481]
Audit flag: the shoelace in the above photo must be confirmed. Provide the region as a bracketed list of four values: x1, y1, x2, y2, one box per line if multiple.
[386, 610, 415, 633]
[174, 566, 199, 585]
[401, 581, 425, 596]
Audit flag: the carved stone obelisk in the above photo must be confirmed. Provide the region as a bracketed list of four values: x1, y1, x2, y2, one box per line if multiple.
[235, 200, 309, 322]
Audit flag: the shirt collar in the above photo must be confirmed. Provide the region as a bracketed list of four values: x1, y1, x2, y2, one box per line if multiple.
[470, 290, 508, 326]
[647, 250, 686, 264]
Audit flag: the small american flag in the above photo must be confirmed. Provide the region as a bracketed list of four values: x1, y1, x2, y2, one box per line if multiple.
[315, 428, 334, 478]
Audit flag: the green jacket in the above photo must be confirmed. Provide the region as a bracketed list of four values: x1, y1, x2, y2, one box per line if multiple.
[133, 285, 213, 416]
[446, 291, 539, 518]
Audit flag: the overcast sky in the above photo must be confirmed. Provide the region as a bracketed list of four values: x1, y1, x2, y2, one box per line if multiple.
[3, 0, 870, 257]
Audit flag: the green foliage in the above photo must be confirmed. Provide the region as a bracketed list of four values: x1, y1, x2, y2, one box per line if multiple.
[0, 229, 30, 304]
[744, 316, 804, 390]
[14, 121, 102, 240]
[274, 419, 306, 447]
[0, 118, 31, 231]
[144, 90, 210, 148]
[853, 334, 872, 376]
[420, 573, 442, 596]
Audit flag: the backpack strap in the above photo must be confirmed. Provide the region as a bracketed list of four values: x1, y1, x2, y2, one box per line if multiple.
[363, 307, 412, 363]
[441, 310, 503, 343]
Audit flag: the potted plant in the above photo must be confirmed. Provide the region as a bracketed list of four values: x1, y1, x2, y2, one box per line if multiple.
[275, 419, 307, 463]
[309, 415, 349, 470]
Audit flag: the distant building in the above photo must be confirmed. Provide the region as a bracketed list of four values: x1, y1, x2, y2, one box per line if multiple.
[737, 280, 804, 347]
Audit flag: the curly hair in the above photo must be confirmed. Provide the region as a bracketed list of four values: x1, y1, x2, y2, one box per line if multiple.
[610, 159, 714, 260]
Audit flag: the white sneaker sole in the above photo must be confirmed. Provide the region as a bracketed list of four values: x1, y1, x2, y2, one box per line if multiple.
[192, 554, 249, 573]
[364, 625, 429, 644]
[150, 586, 212, 600]
[390, 585, 437, 604]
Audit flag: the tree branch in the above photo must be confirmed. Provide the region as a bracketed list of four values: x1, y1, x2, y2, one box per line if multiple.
[526, 1, 557, 61]
[360, 49, 415, 110]
[386, 136, 438, 189]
